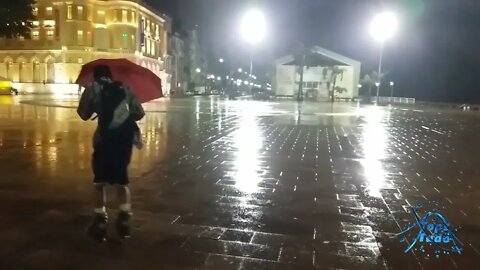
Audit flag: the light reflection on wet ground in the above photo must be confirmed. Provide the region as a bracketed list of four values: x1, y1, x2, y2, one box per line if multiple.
[0, 95, 479, 269]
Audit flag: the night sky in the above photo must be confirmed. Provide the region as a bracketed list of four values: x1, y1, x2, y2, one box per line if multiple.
[150, 0, 480, 103]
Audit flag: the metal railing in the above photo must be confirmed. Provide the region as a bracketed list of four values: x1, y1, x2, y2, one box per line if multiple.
[373, 96, 416, 104]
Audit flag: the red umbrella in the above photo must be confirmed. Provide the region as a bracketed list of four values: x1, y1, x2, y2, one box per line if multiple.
[76, 58, 163, 103]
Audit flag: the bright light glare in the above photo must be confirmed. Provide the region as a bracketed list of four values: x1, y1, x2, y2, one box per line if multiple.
[240, 9, 267, 44]
[370, 11, 398, 42]
[233, 105, 264, 194]
[360, 107, 387, 198]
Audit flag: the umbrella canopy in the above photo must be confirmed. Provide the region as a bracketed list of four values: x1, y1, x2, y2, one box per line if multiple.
[76, 58, 163, 103]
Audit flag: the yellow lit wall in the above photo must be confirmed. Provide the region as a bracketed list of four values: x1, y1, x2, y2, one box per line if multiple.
[0, 0, 171, 92]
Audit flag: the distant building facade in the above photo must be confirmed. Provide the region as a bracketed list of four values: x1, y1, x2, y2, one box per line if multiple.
[169, 32, 187, 95]
[275, 46, 361, 101]
[185, 27, 206, 93]
[0, 0, 172, 94]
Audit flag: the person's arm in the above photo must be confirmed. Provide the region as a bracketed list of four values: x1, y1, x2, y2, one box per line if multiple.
[77, 84, 96, 121]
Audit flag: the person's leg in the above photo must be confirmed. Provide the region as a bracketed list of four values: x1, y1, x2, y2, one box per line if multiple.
[88, 182, 108, 242]
[115, 184, 132, 238]
[116, 184, 131, 213]
[113, 142, 133, 238]
[94, 183, 107, 215]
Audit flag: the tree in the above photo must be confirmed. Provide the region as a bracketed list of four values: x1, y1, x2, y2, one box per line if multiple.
[360, 71, 388, 97]
[360, 74, 374, 97]
[328, 66, 345, 102]
[293, 43, 308, 101]
[0, 0, 35, 38]
[334, 86, 348, 95]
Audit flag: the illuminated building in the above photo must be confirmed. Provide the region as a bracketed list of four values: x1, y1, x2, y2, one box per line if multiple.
[0, 0, 172, 94]
[275, 46, 361, 101]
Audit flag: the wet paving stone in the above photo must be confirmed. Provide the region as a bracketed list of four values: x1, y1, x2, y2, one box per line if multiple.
[220, 229, 254, 243]
[0, 97, 480, 269]
[183, 238, 280, 261]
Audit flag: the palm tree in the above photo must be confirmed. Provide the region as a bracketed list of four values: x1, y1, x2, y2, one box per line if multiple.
[294, 44, 308, 101]
[328, 66, 345, 102]
[361, 71, 387, 98]
[334, 86, 348, 97]
[360, 74, 374, 97]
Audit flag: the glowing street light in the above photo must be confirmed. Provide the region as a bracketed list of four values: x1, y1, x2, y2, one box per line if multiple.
[390, 81, 395, 97]
[240, 9, 267, 45]
[240, 9, 267, 91]
[219, 58, 224, 63]
[370, 11, 398, 102]
[370, 11, 398, 42]
[195, 68, 201, 73]
[238, 68, 243, 73]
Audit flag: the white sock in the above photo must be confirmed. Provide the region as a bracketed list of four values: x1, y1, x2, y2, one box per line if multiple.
[119, 203, 131, 213]
[94, 207, 106, 215]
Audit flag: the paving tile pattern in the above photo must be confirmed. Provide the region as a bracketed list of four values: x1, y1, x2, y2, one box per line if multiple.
[0, 98, 478, 269]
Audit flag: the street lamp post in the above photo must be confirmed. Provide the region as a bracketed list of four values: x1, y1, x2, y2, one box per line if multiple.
[370, 11, 398, 103]
[240, 9, 267, 94]
[390, 81, 394, 97]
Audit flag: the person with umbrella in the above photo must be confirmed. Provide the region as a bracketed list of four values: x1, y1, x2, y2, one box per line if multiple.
[77, 65, 145, 241]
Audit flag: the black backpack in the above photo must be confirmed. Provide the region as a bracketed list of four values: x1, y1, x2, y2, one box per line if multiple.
[98, 81, 134, 141]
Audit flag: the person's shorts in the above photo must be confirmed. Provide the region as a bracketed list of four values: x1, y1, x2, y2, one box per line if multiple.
[92, 141, 133, 185]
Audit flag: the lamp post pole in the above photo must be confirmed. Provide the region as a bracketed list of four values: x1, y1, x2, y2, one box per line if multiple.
[240, 9, 266, 96]
[376, 43, 384, 103]
[370, 11, 398, 104]
[297, 52, 305, 102]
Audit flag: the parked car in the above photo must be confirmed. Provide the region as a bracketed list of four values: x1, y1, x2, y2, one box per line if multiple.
[0, 76, 12, 95]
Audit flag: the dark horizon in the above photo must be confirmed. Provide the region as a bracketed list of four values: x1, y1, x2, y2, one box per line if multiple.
[151, 0, 480, 103]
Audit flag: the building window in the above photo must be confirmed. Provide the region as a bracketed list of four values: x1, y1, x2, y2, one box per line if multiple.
[77, 30, 84, 43]
[98, 10, 105, 15]
[19, 36, 25, 41]
[32, 30, 39, 40]
[67, 6, 72, 19]
[113, 10, 118, 22]
[122, 10, 127, 22]
[46, 7, 53, 16]
[151, 41, 156, 55]
[131, 11, 135, 23]
[33, 8, 38, 16]
[43, 20, 55, 27]
[78, 58, 83, 64]
[32, 21, 39, 27]
[47, 30, 54, 40]
[78, 6, 83, 18]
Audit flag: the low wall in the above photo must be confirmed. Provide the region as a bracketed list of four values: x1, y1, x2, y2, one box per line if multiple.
[11, 83, 80, 95]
